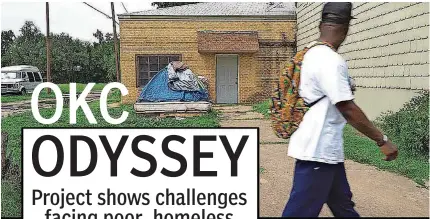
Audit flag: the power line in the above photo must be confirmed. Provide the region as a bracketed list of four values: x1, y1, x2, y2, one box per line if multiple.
[82, 2, 119, 25]
[121, 2, 128, 13]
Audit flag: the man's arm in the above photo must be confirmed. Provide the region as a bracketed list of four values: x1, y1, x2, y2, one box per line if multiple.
[336, 100, 398, 161]
[313, 51, 397, 160]
[335, 100, 384, 144]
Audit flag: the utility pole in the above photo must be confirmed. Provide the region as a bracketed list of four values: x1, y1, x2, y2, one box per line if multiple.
[46, 2, 52, 93]
[111, 2, 120, 82]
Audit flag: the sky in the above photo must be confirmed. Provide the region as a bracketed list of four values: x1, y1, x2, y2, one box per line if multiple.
[1, 2, 154, 42]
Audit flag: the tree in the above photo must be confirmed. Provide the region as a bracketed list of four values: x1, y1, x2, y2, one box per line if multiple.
[50, 32, 89, 83]
[20, 21, 43, 39]
[104, 33, 113, 42]
[90, 39, 116, 82]
[1, 30, 15, 55]
[89, 30, 116, 82]
[2, 21, 117, 83]
[151, 2, 200, 8]
[4, 21, 46, 70]
[93, 29, 105, 44]
[1, 30, 15, 66]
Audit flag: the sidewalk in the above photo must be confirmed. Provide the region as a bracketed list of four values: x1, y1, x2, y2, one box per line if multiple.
[216, 105, 429, 217]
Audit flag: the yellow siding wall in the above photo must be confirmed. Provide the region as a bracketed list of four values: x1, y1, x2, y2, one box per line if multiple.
[119, 19, 295, 103]
[297, 2, 429, 119]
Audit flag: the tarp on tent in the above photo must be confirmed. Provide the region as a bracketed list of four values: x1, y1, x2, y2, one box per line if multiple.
[137, 66, 209, 102]
[167, 63, 201, 92]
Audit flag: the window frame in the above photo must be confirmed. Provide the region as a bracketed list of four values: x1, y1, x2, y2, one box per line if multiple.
[21, 72, 28, 79]
[33, 72, 42, 82]
[27, 72, 35, 82]
[135, 54, 182, 88]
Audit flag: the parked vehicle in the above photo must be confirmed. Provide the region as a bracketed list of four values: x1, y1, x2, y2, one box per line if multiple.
[1, 65, 43, 95]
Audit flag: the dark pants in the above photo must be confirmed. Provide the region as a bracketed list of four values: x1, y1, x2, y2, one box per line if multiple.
[282, 160, 360, 217]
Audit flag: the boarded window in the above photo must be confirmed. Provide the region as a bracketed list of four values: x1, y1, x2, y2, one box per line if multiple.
[136, 55, 181, 87]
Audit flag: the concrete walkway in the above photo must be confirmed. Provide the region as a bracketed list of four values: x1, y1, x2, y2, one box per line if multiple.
[215, 105, 429, 217]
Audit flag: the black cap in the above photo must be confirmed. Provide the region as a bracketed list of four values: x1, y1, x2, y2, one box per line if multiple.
[322, 2, 356, 24]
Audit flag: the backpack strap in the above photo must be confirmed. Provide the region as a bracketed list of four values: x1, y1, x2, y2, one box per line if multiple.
[304, 95, 326, 107]
[301, 41, 336, 107]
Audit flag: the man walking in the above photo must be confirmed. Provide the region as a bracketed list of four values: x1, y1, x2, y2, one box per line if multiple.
[282, 2, 398, 217]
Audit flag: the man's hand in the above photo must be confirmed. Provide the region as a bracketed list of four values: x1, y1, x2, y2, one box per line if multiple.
[379, 140, 398, 161]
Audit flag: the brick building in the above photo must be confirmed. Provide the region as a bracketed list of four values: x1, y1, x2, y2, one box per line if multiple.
[297, 2, 429, 119]
[118, 2, 296, 104]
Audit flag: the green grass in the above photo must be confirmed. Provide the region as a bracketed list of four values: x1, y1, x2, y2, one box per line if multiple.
[1, 83, 106, 103]
[343, 125, 428, 186]
[57, 83, 106, 93]
[1, 92, 54, 103]
[1, 92, 219, 217]
[260, 167, 265, 174]
[1, 181, 21, 217]
[252, 99, 271, 118]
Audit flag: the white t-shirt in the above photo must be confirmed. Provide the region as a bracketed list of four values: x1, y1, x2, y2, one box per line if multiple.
[287, 42, 354, 164]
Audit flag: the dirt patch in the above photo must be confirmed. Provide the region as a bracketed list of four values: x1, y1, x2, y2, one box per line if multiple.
[108, 102, 121, 108]
[216, 105, 429, 217]
[259, 146, 429, 217]
[258, 143, 333, 217]
[343, 160, 428, 216]
[220, 119, 288, 144]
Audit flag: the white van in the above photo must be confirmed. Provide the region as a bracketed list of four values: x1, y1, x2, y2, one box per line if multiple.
[1, 65, 43, 95]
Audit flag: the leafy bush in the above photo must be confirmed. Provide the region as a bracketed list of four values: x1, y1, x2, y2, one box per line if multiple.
[376, 91, 429, 158]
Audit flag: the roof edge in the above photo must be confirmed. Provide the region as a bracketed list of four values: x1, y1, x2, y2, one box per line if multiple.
[118, 15, 297, 21]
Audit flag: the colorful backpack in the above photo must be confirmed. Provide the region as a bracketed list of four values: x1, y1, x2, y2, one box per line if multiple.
[270, 41, 335, 139]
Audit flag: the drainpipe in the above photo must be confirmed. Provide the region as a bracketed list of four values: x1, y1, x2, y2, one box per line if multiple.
[294, 3, 298, 53]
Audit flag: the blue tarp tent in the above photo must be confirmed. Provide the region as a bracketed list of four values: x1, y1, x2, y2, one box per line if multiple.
[137, 67, 209, 102]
